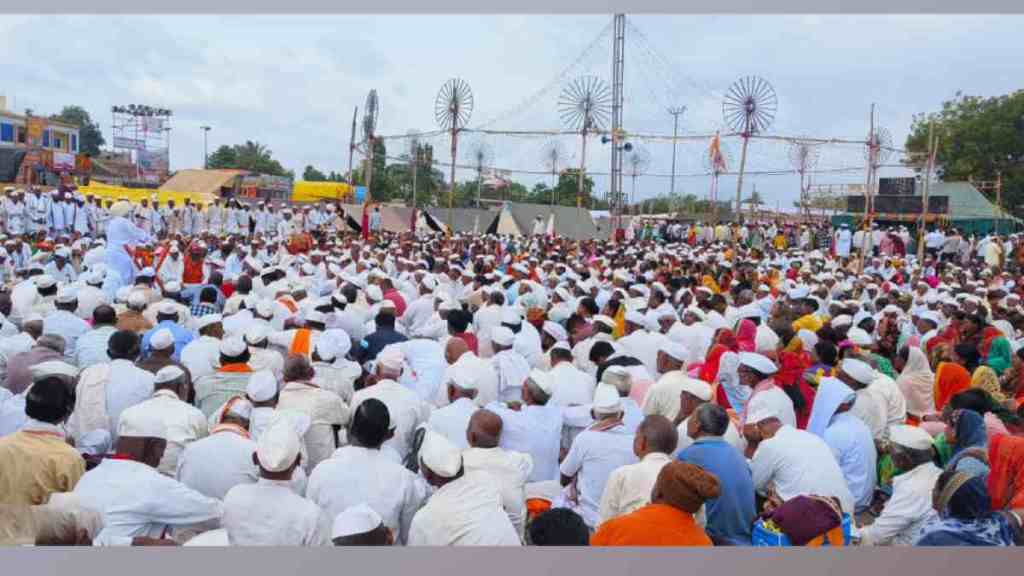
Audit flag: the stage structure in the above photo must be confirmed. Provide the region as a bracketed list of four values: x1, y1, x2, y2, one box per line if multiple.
[110, 104, 172, 183]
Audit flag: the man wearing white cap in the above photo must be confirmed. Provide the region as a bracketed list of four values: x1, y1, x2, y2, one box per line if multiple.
[118, 365, 208, 477]
[331, 504, 393, 546]
[176, 396, 258, 500]
[426, 361, 481, 449]
[0, 361, 83, 505]
[547, 343, 595, 407]
[407, 430, 520, 546]
[557, 383, 638, 529]
[837, 357, 889, 441]
[641, 340, 691, 421]
[221, 419, 331, 546]
[74, 403, 223, 546]
[104, 200, 154, 290]
[180, 314, 224, 382]
[350, 347, 430, 461]
[616, 309, 667, 378]
[471, 290, 505, 358]
[42, 287, 90, 361]
[307, 398, 426, 545]
[140, 301, 194, 362]
[309, 330, 360, 403]
[490, 326, 532, 403]
[193, 337, 254, 418]
[44, 247, 77, 284]
[669, 374, 745, 454]
[744, 391, 855, 516]
[75, 269, 110, 321]
[277, 355, 350, 473]
[485, 370, 563, 483]
[857, 425, 942, 546]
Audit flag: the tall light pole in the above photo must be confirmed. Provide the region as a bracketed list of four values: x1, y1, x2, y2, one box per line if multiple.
[200, 125, 211, 169]
[668, 106, 686, 197]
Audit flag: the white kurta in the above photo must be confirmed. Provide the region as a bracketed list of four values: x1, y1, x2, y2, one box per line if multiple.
[463, 446, 533, 538]
[176, 426, 259, 500]
[597, 451, 672, 526]
[277, 382, 350, 473]
[222, 478, 331, 546]
[117, 389, 210, 476]
[407, 470, 521, 546]
[180, 336, 223, 382]
[858, 462, 942, 546]
[74, 458, 223, 545]
[548, 361, 595, 407]
[486, 402, 562, 483]
[75, 325, 116, 370]
[43, 309, 91, 361]
[306, 445, 428, 545]
[558, 424, 637, 528]
[350, 379, 430, 461]
[427, 397, 479, 449]
[750, 425, 855, 515]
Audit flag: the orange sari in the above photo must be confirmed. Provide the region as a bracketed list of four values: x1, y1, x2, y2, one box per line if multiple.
[290, 328, 312, 356]
[934, 362, 971, 412]
[988, 434, 1024, 511]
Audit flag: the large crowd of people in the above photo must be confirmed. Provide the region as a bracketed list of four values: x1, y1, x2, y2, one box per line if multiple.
[1, 184, 1023, 547]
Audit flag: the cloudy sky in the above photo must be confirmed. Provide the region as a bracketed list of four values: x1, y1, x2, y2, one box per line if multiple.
[2, 14, 1020, 208]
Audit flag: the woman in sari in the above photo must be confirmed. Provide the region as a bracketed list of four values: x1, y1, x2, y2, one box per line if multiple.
[701, 329, 739, 409]
[916, 470, 1020, 546]
[735, 319, 757, 353]
[968, 313, 1013, 376]
[774, 329, 816, 429]
[894, 346, 935, 425]
[934, 360, 972, 413]
[988, 434, 1024, 512]
[939, 409, 989, 477]
[971, 366, 1008, 405]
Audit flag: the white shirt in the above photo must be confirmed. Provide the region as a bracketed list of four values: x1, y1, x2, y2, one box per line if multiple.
[43, 309, 91, 361]
[548, 361, 595, 407]
[427, 397, 479, 449]
[824, 412, 878, 512]
[75, 285, 109, 321]
[180, 336, 222, 382]
[277, 382, 350, 473]
[491, 349, 532, 402]
[222, 478, 331, 546]
[750, 425, 855, 514]
[176, 426, 258, 500]
[94, 360, 157, 442]
[75, 325, 116, 369]
[74, 458, 223, 545]
[616, 330, 667, 378]
[463, 446, 533, 538]
[486, 402, 562, 483]
[851, 387, 889, 440]
[559, 424, 638, 528]
[641, 372, 689, 421]
[597, 451, 672, 526]
[0, 332, 34, 383]
[351, 379, 430, 461]
[407, 470, 521, 546]
[858, 462, 942, 546]
[117, 389, 210, 476]
[306, 445, 428, 545]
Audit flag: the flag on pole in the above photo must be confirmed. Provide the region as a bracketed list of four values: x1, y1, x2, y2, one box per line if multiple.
[710, 131, 728, 174]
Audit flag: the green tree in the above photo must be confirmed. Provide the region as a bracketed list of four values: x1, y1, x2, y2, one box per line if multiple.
[207, 140, 290, 177]
[303, 165, 327, 181]
[50, 106, 105, 156]
[905, 89, 1024, 214]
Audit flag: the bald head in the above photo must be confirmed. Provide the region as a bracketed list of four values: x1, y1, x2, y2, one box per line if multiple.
[466, 409, 502, 449]
[445, 337, 470, 365]
[636, 414, 679, 457]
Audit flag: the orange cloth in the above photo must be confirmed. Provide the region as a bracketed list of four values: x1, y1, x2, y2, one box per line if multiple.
[277, 298, 299, 314]
[934, 362, 971, 412]
[988, 433, 1024, 511]
[290, 328, 312, 356]
[183, 256, 205, 285]
[218, 363, 252, 374]
[590, 504, 712, 547]
[805, 525, 846, 547]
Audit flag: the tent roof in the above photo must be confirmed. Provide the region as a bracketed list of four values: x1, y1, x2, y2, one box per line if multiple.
[159, 169, 244, 196]
[928, 181, 1020, 221]
[424, 208, 498, 234]
[501, 203, 600, 240]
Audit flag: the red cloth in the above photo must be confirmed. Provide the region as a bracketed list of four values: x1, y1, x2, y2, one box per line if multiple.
[454, 332, 479, 355]
[736, 320, 757, 352]
[776, 350, 815, 429]
[183, 257, 205, 285]
[988, 433, 1024, 511]
[383, 289, 407, 317]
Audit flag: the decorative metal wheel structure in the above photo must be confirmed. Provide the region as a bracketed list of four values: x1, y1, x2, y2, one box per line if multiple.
[464, 137, 492, 206]
[626, 145, 650, 211]
[723, 75, 777, 221]
[539, 139, 565, 206]
[362, 90, 380, 204]
[435, 78, 474, 231]
[788, 139, 821, 219]
[559, 75, 612, 227]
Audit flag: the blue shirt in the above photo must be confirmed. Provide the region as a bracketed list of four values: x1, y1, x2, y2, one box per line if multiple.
[141, 320, 195, 362]
[181, 284, 225, 311]
[823, 412, 878, 512]
[678, 437, 756, 545]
